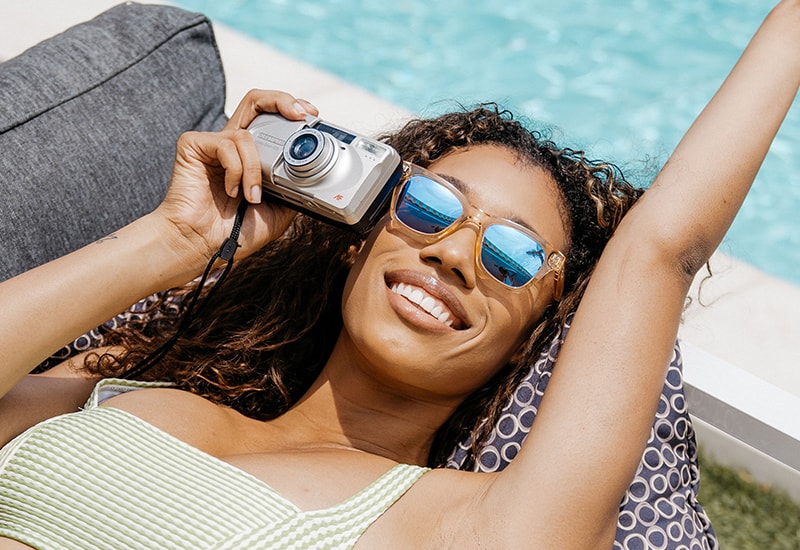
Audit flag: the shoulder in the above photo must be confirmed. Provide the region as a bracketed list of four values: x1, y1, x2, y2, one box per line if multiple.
[101, 386, 245, 456]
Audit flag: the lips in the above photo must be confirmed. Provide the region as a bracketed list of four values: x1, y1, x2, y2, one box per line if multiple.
[385, 270, 469, 330]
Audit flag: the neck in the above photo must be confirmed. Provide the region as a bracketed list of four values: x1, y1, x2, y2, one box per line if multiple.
[272, 332, 463, 466]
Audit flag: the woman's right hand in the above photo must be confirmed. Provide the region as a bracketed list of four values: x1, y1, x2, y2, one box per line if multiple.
[0, 90, 318, 398]
[155, 90, 319, 269]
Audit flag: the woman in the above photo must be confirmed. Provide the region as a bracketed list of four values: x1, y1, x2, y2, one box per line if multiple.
[1, 1, 798, 547]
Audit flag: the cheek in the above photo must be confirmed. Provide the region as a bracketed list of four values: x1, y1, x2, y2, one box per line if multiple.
[342, 220, 386, 296]
[342, 255, 365, 311]
[483, 288, 549, 359]
[488, 286, 539, 330]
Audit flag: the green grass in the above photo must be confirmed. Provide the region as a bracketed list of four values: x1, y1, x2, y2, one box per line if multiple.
[698, 451, 800, 549]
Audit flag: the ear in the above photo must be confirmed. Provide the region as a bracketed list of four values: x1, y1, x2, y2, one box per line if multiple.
[343, 241, 366, 266]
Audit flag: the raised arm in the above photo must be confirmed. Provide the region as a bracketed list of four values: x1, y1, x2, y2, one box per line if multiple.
[480, 2, 800, 546]
[0, 91, 315, 400]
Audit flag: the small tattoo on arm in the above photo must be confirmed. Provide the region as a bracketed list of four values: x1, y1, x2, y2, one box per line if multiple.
[95, 234, 118, 244]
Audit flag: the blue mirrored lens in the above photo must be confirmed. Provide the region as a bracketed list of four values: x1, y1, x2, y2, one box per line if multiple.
[395, 175, 462, 233]
[481, 224, 546, 287]
[395, 174, 548, 288]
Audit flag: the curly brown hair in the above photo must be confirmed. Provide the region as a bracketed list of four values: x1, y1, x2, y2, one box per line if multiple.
[85, 103, 643, 469]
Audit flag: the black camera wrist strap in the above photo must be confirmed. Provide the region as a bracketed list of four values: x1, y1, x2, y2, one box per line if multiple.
[121, 198, 249, 380]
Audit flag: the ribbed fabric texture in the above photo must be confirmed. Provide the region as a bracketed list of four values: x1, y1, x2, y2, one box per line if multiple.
[0, 380, 428, 549]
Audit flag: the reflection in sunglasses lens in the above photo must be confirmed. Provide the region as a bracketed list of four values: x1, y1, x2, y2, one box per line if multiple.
[397, 176, 462, 233]
[482, 225, 545, 287]
[394, 173, 547, 288]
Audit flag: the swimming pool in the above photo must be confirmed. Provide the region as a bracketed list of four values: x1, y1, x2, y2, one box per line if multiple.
[179, 0, 799, 287]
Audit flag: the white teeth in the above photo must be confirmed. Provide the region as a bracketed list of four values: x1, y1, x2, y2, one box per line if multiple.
[391, 282, 455, 327]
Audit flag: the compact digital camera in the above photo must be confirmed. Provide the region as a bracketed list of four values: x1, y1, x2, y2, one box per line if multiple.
[247, 113, 403, 233]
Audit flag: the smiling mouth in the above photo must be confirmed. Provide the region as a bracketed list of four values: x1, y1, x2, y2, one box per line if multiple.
[385, 271, 472, 332]
[389, 281, 456, 327]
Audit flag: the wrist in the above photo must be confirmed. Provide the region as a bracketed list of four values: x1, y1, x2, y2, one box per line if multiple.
[123, 213, 213, 292]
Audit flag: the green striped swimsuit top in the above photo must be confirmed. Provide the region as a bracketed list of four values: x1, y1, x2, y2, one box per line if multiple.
[0, 379, 429, 549]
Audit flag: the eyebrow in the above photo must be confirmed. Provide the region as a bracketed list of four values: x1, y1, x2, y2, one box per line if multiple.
[435, 171, 542, 235]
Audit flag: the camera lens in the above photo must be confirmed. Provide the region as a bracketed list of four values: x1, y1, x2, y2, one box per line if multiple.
[288, 134, 319, 161]
[282, 128, 338, 183]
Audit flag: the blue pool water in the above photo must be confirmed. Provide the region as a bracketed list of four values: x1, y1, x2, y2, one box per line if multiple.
[180, 0, 799, 286]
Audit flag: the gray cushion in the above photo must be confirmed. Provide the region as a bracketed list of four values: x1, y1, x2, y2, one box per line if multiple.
[0, 2, 228, 281]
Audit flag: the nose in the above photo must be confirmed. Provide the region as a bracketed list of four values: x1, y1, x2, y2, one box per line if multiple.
[419, 222, 479, 289]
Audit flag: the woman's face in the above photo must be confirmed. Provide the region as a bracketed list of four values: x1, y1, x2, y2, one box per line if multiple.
[341, 145, 568, 401]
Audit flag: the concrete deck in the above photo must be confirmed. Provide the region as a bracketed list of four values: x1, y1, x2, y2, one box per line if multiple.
[2, 0, 798, 494]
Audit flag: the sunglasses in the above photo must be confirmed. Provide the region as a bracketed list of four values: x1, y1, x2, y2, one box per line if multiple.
[390, 163, 566, 299]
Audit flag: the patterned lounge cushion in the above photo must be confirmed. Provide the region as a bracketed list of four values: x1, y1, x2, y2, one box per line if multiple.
[447, 314, 719, 549]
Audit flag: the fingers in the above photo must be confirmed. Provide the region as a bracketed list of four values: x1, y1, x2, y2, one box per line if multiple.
[176, 130, 264, 204]
[219, 89, 320, 200]
[225, 89, 319, 131]
[214, 131, 264, 204]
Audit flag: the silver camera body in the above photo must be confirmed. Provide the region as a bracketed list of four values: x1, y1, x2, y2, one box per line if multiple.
[248, 113, 402, 233]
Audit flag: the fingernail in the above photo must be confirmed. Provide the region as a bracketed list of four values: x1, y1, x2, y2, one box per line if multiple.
[293, 101, 307, 115]
[250, 185, 262, 203]
[230, 185, 239, 199]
